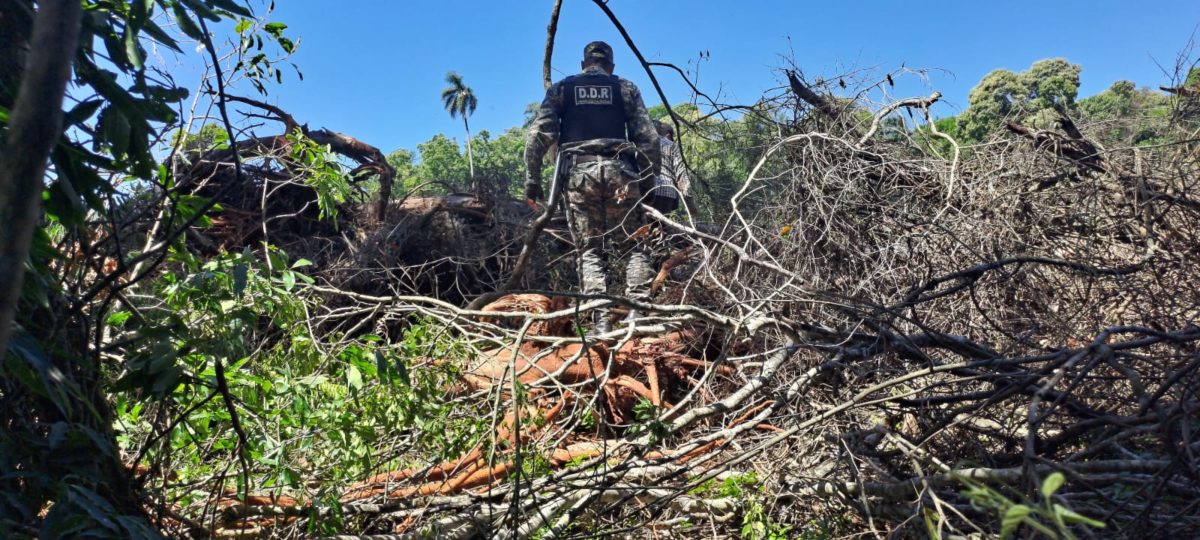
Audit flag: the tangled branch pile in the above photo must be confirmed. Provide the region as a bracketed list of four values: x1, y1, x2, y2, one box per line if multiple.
[167, 95, 549, 305]
[167, 70, 1200, 539]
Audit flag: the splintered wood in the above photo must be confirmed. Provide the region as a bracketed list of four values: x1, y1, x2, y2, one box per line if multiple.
[213, 294, 723, 535]
[345, 294, 716, 501]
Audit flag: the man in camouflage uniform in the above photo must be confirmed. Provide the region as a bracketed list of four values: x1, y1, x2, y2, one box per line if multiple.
[524, 41, 661, 334]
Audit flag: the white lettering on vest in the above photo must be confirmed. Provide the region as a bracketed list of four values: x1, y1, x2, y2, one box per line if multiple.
[575, 85, 614, 106]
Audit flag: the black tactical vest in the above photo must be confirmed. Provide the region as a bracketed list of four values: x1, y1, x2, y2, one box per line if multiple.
[559, 72, 626, 144]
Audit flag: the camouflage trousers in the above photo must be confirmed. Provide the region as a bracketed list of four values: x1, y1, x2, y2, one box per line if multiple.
[563, 158, 654, 304]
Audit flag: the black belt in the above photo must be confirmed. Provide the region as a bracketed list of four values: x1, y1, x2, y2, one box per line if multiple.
[572, 153, 622, 164]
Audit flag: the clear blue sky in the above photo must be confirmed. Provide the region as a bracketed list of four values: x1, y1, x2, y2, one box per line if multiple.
[178, 0, 1200, 155]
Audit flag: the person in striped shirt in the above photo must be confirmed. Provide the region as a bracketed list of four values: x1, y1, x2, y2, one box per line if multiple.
[652, 120, 695, 215]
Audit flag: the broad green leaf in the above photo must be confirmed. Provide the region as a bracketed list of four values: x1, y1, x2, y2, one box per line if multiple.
[211, 0, 254, 17]
[1054, 504, 1106, 528]
[135, 0, 155, 20]
[141, 19, 182, 52]
[99, 107, 132, 159]
[1000, 504, 1031, 539]
[374, 350, 390, 385]
[144, 84, 190, 103]
[63, 99, 104, 127]
[101, 30, 129, 68]
[107, 311, 133, 327]
[172, 2, 203, 40]
[282, 270, 296, 291]
[181, 0, 221, 21]
[1041, 472, 1065, 498]
[922, 508, 939, 539]
[137, 94, 179, 123]
[346, 364, 363, 390]
[232, 261, 248, 297]
[78, 62, 142, 113]
[267, 250, 288, 271]
[124, 28, 144, 70]
[68, 486, 119, 531]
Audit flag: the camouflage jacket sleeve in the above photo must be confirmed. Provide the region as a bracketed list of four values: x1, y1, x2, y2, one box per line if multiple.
[523, 82, 563, 187]
[620, 79, 661, 178]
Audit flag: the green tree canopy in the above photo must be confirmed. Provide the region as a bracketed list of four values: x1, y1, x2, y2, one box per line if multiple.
[1078, 80, 1171, 145]
[1185, 66, 1200, 88]
[957, 58, 1082, 141]
[389, 127, 530, 197]
[386, 148, 421, 195]
[470, 127, 527, 197]
[172, 123, 229, 154]
[415, 133, 470, 191]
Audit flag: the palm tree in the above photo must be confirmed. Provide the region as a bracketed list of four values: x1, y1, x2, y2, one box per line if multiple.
[440, 71, 478, 181]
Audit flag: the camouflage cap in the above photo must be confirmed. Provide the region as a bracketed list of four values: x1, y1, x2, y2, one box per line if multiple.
[584, 41, 614, 63]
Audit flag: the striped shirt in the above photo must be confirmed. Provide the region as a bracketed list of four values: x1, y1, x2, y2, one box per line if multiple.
[652, 136, 691, 201]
